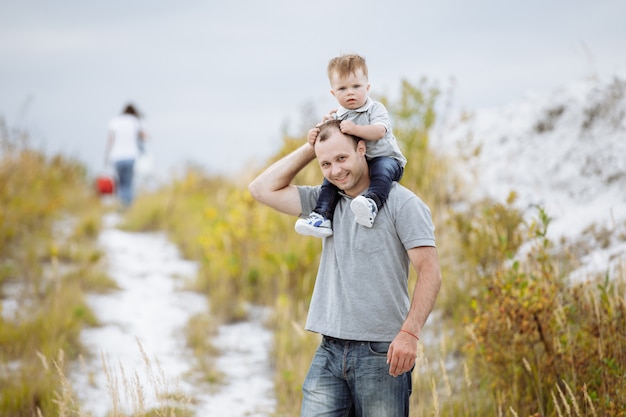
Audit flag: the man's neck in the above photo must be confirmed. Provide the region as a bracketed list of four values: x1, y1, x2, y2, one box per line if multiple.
[342, 180, 370, 198]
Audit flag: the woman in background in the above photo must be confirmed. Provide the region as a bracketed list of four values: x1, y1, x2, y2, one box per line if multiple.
[105, 103, 146, 208]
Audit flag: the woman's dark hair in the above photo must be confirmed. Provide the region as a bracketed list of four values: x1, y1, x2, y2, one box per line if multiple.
[122, 103, 141, 118]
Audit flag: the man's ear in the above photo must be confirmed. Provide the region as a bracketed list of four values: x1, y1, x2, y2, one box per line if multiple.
[357, 140, 367, 156]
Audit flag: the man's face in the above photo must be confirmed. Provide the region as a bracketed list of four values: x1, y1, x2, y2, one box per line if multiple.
[329, 68, 370, 110]
[315, 127, 369, 197]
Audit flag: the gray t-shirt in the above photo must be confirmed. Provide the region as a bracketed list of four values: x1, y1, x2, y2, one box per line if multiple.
[298, 182, 435, 342]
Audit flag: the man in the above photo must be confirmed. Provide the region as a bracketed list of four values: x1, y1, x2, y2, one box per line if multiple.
[248, 119, 442, 417]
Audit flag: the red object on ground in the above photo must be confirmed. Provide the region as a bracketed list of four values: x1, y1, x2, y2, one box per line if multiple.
[96, 175, 115, 194]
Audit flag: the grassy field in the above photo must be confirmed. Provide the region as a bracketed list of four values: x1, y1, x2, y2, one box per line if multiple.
[119, 79, 625, 416]
[0, 119, 116, 416]
[1, 77, 625, 417]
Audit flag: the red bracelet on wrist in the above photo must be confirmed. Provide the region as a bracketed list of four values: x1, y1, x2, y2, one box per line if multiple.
[400, 329, 419, 341]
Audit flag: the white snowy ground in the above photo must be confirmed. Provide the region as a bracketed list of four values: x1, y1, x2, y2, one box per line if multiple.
[433, 74, 626, 280]
[71, 213, 275, 417]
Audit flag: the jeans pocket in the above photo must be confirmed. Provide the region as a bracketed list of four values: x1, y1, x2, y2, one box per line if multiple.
[368, 341, 390, 355]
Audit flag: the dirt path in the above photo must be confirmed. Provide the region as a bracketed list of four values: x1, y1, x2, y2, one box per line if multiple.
[71, 213, 275, 416]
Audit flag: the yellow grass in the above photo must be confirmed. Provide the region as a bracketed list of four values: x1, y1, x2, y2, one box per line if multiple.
[2, 78, 625, 416]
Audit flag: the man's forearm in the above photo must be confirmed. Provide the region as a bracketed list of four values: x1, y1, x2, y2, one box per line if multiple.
[402, 247, 442, 337]
[248, 143, 316, 216]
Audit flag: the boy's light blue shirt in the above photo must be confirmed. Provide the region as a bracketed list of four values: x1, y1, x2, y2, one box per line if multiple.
[335, 97, 407, 167]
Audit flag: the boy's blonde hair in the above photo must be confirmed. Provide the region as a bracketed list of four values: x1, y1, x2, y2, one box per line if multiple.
[327, 54, 368, 80]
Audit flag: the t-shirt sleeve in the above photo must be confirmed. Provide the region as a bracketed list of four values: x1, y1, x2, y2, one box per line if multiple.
[297, 185, 322, 218]
[369, 102, 391, 131]
[396, 194, 436, 250]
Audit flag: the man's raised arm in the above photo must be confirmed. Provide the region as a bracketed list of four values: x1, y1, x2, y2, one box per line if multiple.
[248, 143, 316, 216]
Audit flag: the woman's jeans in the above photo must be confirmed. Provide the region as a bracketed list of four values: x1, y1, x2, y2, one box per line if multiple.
[114, 159, 135, 208]
[301, 336, 412, 417]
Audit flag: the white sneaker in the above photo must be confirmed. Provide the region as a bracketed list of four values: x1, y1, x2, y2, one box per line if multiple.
[295, 212, 333, 238]
[350, 196, 378, 228]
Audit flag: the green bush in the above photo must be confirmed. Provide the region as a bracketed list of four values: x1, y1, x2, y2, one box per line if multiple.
[465, 206, 626, 415]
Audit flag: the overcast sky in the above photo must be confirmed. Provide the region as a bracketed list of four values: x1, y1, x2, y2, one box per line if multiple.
[1, 0, 624, 177]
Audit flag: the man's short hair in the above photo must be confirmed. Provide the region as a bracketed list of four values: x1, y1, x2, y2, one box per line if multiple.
[317, 119, 360, 149]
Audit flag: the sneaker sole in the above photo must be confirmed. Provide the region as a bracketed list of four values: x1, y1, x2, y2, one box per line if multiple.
[295, 222, 333, 238]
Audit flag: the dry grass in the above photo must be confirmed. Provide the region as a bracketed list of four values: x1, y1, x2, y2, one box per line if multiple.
[38, 341, 194, 417]
[111, 79, 625, 416]
[3, 78, 625, 416]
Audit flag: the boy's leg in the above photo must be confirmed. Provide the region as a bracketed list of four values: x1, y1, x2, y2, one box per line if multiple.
[351, 157, 403, 227]
[295, 179, 339, 238]
[365, 157, 403, 209]
[314, 178, 340, 221]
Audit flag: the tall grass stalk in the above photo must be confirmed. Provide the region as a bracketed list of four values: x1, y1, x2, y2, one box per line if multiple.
[97, 339, 192, 417]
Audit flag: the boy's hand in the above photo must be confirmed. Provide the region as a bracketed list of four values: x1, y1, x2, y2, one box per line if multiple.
[339, 120, 357, 135]
[307, 127, 320, 148]
[322, 108, 338, 122]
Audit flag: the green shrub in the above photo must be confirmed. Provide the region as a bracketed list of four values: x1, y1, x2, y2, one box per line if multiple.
[466, 207, 626, 415]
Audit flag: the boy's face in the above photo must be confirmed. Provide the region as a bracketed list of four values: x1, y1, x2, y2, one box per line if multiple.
[329, 68, 370, 110]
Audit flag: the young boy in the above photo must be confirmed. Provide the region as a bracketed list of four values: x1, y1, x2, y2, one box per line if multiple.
[295, 54, 407, 238]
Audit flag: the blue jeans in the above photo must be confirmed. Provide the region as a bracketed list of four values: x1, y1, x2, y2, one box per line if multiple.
[366, 157, 404, 209]
[301, 336, 412, 417]
[313, 157, 403, 221]
[114, 159, 135, 207]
